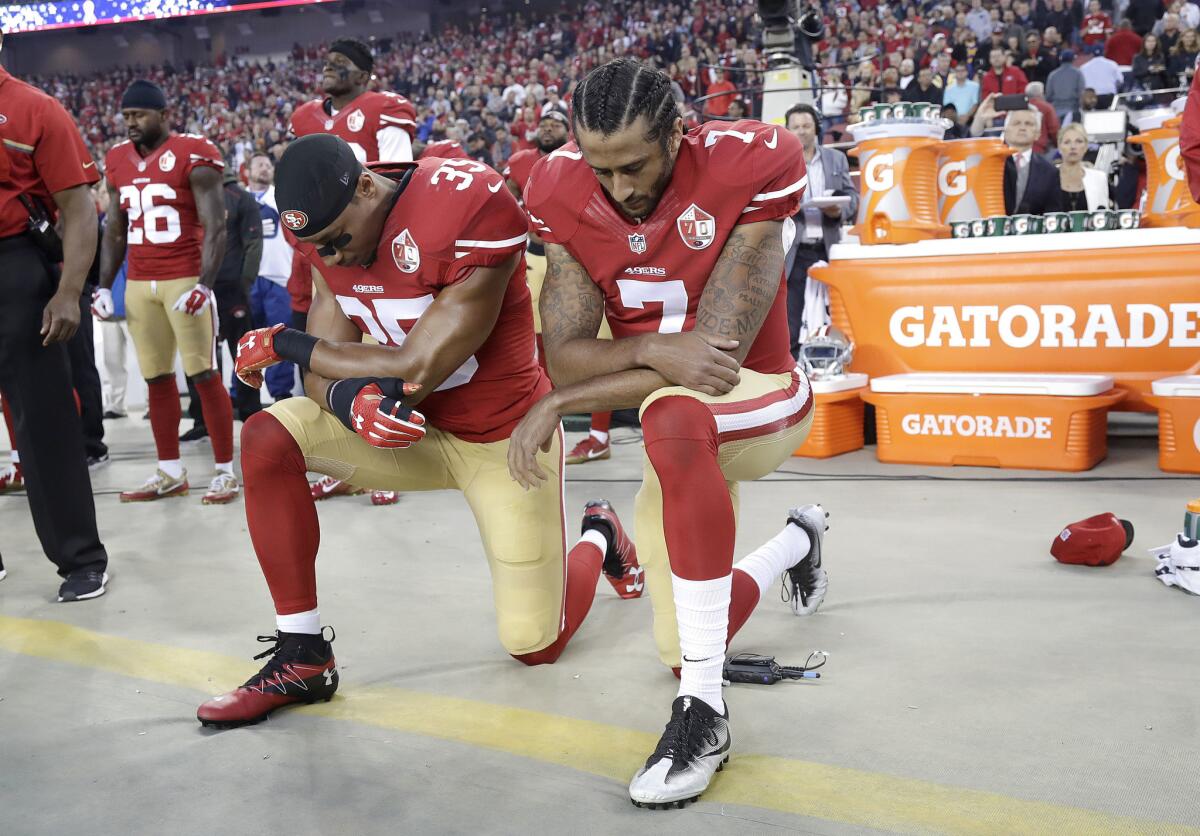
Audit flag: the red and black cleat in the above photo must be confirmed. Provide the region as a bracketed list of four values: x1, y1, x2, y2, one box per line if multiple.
[582, 499, 644, 599]
[197, 628, 338, 728]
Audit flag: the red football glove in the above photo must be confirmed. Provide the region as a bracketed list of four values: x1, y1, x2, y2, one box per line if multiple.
[350, 381, 426, 449]
[171, 283, 214, 317]
[235, 324, 287, 389]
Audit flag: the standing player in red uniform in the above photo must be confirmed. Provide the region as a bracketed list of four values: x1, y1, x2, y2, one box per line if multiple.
[290, 37, 417, 505]
[96, 81, 236, 504]
[505, 111, 616, 465]
[195, 135, 643, 727]
[512, 59, 831, 807]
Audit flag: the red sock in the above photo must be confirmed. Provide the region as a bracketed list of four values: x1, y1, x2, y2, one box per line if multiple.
[146, 378, 182, 461]
[193, 373, 234, 464]
[642, 396, 733, 581]
[512, 540, 604, 666]
[242, 412, 320, 614]
[591, 411, 612, 434]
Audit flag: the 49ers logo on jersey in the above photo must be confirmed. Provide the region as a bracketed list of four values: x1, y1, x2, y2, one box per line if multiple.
[347, 109, 365, 133]
[281, 210, 309, 231]
[159, 150, 176, 172]
[677, 203, 716, 250]
[392, 229, 420, 273]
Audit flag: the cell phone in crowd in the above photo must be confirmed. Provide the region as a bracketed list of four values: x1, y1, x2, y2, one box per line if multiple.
[994, 94, 1029, 112]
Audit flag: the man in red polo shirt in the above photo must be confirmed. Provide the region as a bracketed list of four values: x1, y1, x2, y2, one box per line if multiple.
[980, 47, 1030, 97]
[1180, 71, 1200, 202]
[0, 33, 110, 601]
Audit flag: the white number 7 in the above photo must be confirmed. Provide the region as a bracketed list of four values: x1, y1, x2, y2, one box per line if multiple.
[615, 279, 688, 333]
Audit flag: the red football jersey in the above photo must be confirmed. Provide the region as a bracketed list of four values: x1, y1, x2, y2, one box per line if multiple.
[290, 91, 417, 162]
[104, 133, 224, 282]
[296, 158, 548, 443]
[503, 147, 544, 191]
[418, 140, 469, 161]
[524, 120, 805, 376]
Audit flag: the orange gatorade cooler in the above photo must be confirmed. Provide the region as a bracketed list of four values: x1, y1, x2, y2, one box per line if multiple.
[848, 122, 949, 244]
[861, 373, 1126, 471]
[1127, 116, 1200, 228]
[1144, 375, 1200, 473]
[794, 373, 868, 458]
[936, 138, 1013, 223]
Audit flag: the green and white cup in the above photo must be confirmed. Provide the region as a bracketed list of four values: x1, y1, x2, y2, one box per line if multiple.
[1010, 214, 1043, 235]
[950, 221, 973, 238]
[1043, 212, 1071, 233]
[859, 107, 877, 124]
[1090, 210, 1118, 231]
[874, 104, 894, 121]
[985, 215, 1011, 236]
[1117, 209, 1141, 229]
[1068, 210, 1092, 232]
[970, 218, 988, 237]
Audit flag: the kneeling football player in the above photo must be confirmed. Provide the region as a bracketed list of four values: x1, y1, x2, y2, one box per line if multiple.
[510, 59, 831, 807]
[196, 134, 643, 727]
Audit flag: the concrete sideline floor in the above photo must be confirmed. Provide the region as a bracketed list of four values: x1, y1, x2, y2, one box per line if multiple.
[1, 416, 1198, 835]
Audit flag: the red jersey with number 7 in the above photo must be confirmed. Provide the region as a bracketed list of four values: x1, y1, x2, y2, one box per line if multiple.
[105, 133, 224, 282]
[523, 119, 805, 376]
[292, 158, 548, 443]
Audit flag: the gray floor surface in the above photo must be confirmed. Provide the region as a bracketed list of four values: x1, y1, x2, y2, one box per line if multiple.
[1, 416, 1198, 835]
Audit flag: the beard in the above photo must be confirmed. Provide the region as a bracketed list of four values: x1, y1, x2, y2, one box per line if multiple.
[535, 135, 567, 154]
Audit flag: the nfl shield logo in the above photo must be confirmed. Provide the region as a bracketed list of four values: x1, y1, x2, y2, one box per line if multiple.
[676, 203, 716, 250]
[392, 229, 421, 273]
[325, 120, 334, 130]
[347, 109, 365, 133]
[628, 233, 647, 254]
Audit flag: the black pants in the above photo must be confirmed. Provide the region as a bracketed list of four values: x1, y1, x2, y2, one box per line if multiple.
[187, 282, 260, 427]
[786, 244, 826, 360]
[0, 236, 107, 577]
[66, 287, 106, 459]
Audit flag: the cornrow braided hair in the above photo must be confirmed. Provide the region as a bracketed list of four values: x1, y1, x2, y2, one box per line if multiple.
[571, 58, 681, 149]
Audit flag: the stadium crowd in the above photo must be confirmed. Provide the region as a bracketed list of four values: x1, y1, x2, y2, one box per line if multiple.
[27, 0, 1198, 177]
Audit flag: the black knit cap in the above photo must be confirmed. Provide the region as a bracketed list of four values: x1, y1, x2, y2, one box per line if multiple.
[329, 38, 374, 72]
[274, 134, 363, 238]
[121, 80, 167, 111]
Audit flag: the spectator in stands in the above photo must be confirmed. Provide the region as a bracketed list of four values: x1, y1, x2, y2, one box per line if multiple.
[942, 103, 970, 137]
[945, 63, 982, 119]
[820, 67, 849, 125]
[1181, 0, 1200, 30]
[1157, 13, 1183, 52]
[1000, 105, 1065, 213]
[704, 68, 736, 116]
[1038, 0, 1080, 44]
[540, 85, 567, 118]
[1170, 28, 1200, 84]
[1129, 0, 1168, 36]
[899, 58, 917, 89]
[491, 126, 515, 170]
[904, 66, 945, 103]
[1025, 82, 1062, 153]
[1133, 33, 1175, 88]
[1107, 20, 1146, 63]
[1047, 49, 1086, 119]
[1021, 31, 1061, 84]
[1082, 0, 1115, 47]
[1082, 44, 1127, 104]
[968, 0, 994, 41]
[466, 132, 492, 166]
[982, 47, 1030, 96]
[1057, 122, 1113, 209]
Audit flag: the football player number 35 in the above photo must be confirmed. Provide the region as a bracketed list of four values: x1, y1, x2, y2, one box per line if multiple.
[119, 183, 182, 245]
[615, 279, 687, 333]
[334, 294, 479, 391]
[430, 158, 490, 191]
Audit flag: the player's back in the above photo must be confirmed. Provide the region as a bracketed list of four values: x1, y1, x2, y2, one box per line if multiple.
[524, 119, 805, 376]
[504, 147, 543, 192]
[104, 133, 224, 282]
[296, 158, 547, 442]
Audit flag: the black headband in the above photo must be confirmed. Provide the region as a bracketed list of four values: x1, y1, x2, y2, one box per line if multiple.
[274, 134, 363, 238]
[121, 80, 167, 111]
[330, 40, 374, 72]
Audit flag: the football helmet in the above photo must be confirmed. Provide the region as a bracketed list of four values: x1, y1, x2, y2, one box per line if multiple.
[799, 325, 854, 380]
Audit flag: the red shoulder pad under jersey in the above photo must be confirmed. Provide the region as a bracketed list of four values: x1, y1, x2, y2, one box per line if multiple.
[288, 99, 325, 138]
[176, 134, 225, 176]
[1181, 72, 1200, 203]
[419, 140, 469, 160]
[373, 91, 418, 138]
[503, 147, 542, 191]
[522, 143, 592, 245]
[692, 120, 807, 225]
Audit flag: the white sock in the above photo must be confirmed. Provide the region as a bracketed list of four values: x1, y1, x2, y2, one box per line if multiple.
[215, 461, 234, 475]
[10, 450, 18, 464]
[734, 522, 811, 600]
[579, 528, 608, 557]
[158, 459, 183, 479]
[277, 608, 321, 635]
[589, 429, 609, 443]
[672, 573, 731, 714]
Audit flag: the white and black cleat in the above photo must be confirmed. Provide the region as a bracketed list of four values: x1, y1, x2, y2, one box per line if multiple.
[630, 696, 731, 809]
[783, 504, 829, 616]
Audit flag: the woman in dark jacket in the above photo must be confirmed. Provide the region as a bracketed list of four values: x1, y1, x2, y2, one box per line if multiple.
[1132, 34, 1173, 91]
[1169, 28, 1200, 87]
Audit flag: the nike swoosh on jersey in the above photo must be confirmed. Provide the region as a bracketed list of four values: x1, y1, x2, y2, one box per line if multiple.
[83, 161, 97, 168]
[488, 181, 503, 193]
[764, 130, 778, 150]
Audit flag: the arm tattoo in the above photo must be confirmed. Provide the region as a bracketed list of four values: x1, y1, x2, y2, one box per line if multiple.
[694, 222, 784, 348]
[540, 243, 604, 350]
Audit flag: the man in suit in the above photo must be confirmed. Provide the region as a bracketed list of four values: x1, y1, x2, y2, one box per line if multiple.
[782, 103, 859, 358]
[1002, 107, 1064, 214]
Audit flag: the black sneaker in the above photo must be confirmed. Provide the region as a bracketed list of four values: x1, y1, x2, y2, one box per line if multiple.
[57, 568, 109, 602]
[87, 452, 110, 470]
[783, 504, 829, 616]
[196, 629, 338, 728]
[629, 696, 731, 808]
[180, 425, 209, 443]
[102, 410, 127, 420]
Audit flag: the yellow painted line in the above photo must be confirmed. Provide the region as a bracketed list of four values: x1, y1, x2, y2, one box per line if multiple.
[0, 614, 1192, 835]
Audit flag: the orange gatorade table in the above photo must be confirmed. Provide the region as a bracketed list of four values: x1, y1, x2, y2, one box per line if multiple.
[794, 373, 868, 459]
[813, 227, 1200, 412]
[862, 373, 1126, 471]
[1144, 376, 1200, 473]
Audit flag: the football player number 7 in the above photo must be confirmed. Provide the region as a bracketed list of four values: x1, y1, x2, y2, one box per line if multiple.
[119, 183, 182, 244]
[615, 279, 687, 333]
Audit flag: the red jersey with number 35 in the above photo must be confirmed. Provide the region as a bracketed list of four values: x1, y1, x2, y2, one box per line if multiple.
[105, 133, 224, 282]
[290, 91, 417, 162]
[524, 119, 805, 376]
[295, 158, 547, 443]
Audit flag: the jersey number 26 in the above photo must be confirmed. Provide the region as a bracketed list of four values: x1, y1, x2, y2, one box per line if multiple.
[119, 183, 182, 245]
